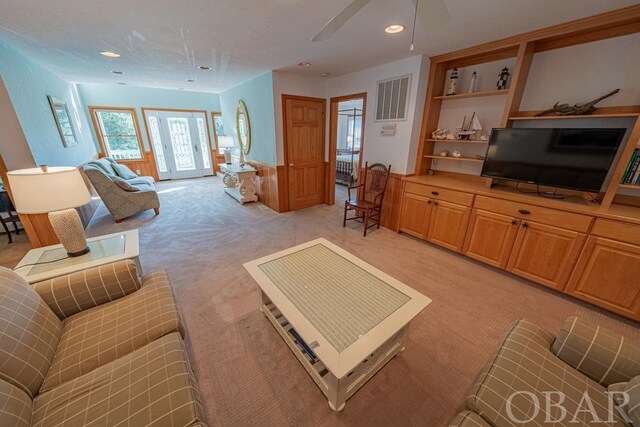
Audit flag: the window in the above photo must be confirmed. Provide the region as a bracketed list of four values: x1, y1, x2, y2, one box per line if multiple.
[347, 116, 362, 149]
[375, 75, 411, 121]
[91, 107, 143, 160]
[212, 112, 234, 148]
[196, 117, 211, 169]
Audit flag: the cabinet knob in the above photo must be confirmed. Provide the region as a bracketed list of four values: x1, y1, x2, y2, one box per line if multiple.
[427, 200, 432, 204]
[511, 219, 517, 225]
[518, 209, 531, 215]
[522, 222, 528, 228]
[431, 191, 439, 196]
[434, 201, 439, 206]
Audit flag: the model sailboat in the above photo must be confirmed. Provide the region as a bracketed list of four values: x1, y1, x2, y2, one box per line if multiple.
[456, 112, 482, 140]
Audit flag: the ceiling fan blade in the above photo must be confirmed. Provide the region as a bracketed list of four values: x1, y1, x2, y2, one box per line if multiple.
[410, 0, 449, 32]
[312, 0, 371, 42]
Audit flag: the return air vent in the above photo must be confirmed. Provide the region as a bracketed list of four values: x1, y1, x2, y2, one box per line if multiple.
[375, 75, 411, 121]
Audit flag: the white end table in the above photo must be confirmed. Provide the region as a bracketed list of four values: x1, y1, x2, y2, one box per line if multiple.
[14, 229, 141, 284]
[219, 163, 258, 204]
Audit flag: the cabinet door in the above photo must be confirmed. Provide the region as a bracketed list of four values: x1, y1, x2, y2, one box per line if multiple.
[399, 193, 432, 239]
[566, 236, 640, 320]
[463, 209, 520, 269]
[507, 221, 586, 290]
[426, 200, 471, 252]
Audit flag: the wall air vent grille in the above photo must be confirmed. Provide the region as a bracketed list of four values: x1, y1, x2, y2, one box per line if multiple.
[375, 75, 411, 121]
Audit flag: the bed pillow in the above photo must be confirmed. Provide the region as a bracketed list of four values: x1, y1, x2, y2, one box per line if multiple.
[112, 163, 138, 180]
[112, 176, 139, 192]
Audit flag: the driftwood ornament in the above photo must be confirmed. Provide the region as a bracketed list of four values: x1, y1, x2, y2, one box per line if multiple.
[535, 89, 620, 116]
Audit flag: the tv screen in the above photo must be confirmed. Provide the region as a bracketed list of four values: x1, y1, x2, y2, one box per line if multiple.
[481, 128, 626, 192]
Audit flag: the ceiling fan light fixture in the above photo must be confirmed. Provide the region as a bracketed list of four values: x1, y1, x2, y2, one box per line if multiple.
[385, 24, 405, 34]
[100, 51, 120, 58]
[298, 62, 311, 67]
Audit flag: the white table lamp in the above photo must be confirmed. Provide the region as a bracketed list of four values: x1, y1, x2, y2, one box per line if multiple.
[8, 166, 92, 257]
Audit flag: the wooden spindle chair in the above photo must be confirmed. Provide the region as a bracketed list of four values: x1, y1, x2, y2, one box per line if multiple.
[342, 162, 391, 236]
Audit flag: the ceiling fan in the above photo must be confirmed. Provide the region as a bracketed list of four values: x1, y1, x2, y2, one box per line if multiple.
[312, 0, 449, 44]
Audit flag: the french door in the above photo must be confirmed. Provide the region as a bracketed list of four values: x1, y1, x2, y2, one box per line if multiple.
[145, 110, 213, 180]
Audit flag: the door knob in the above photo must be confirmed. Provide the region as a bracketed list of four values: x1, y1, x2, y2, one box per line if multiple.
[194, 144, 199, 152]
[289, 163, 294, 167]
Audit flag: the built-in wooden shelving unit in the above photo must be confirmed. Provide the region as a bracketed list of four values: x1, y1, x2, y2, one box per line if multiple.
[425, 139, 487, 144]
[424, 155, 483, 163]
[432, 90, 509, 101]
[620, 184, 640, 190]
[414, 5, 640, 208]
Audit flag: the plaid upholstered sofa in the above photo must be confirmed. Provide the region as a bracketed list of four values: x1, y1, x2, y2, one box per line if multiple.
[83, 157, 160, 223]
[0, 260, 206, 427]
[450, 318, 640, 427]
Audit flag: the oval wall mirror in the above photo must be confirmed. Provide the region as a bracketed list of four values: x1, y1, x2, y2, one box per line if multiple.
[235, 100, 251, 155]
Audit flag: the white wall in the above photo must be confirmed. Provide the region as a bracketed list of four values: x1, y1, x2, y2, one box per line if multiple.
[327, 55, 429, 174]
[0, 76, 35, 170]
[272, 71, 328, 164]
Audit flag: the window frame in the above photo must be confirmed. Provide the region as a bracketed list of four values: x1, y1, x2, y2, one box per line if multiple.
[89, 106, 145, 161]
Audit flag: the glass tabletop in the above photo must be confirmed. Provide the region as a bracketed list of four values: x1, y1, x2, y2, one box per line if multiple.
[27, 234, 126, 276]
[258, 243, 411, 353]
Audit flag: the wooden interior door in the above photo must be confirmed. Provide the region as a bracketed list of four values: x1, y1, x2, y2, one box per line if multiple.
[463, 209, 520, 269]
[565, 236, 640, 320]
[284, 96, 326, 210]
[507, 221, 586, 291]
[398, 193, 432, 239]
[426, 200, 471, 253]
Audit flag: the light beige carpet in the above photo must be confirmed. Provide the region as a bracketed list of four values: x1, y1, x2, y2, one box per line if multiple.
[2, 176, 639, 426]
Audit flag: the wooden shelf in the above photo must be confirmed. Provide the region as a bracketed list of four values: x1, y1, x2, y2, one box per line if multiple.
[509, 113, 640, 121]
[619, 184, 640, 190]
[432, 89, 509, 101]
[424, 155, 483, 163]
[427, 139, 488, 144]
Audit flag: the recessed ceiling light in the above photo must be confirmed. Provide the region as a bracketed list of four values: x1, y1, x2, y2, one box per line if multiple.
[197, 66, 211, 71]
[117, 82, 126, 85]
[385, 24, 405, 34]
[185, 79, 195, 83]
[298, 62, 311, 67]
[178, 88, 184, 91]
[112, 70, 124, 75]
[100, 51, 121, 58]
[320, 73, 331, 77]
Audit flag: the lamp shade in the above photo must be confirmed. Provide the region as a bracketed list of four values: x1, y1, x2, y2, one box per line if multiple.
[7, 167, 91, 214]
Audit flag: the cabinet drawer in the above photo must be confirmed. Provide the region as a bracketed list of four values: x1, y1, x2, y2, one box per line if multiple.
[591, 219, 640, 246]
[474, 195, 593, 233]
[404, 182, 474, 206]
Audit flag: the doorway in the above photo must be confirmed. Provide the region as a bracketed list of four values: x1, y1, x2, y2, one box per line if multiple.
[282, 95, 326, 211]
[329, 93, 366, 205]
[142, 109, 214, 180]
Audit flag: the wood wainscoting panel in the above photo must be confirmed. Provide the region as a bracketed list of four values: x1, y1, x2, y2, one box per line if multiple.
[244, 159, 280, 212]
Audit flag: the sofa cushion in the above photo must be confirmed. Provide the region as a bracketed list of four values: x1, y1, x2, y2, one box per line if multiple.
[128, 176, 155, 186]
[32, 333, 206, 427]
[41, 271, 183, 392]
[111, 163, 138, 180]
[89, 158, 117, 176]
[450, 411, 492, 427]
[466, 319, 626, 426]
[0, 379, 32, 427]
[0, 267, 62, 398]
[552, 316, 640, 387]
[626, 376, 640, 425]
[112, 175, 139, 192]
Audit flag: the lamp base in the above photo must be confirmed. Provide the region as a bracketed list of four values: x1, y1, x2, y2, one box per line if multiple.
[48, 209, 90, 257]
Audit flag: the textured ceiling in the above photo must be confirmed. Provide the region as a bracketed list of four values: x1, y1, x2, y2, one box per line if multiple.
[0, 0, 636, 92]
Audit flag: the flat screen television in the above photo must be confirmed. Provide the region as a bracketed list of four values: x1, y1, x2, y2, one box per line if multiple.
[481, 128, 626, 192]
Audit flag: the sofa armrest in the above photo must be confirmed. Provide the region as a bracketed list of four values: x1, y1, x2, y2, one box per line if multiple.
[551, 316, 640, 386]
[449, 411, 492, 427]
[33, 260, 141, 319]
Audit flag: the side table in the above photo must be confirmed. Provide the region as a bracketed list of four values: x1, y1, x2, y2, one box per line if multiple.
[219, 163, 258, 204]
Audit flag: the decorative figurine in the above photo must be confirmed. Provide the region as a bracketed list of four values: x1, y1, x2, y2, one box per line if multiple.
[456, 112, 482, 140]
[445, 133, 456, 140]
[432, 129, 449, 140]
[452, 150, 462, 158]
[468, 71, 478, 93]
[480, 134, 490, 141]
[447, 68, 459, 96]
[496, 66, 510, 90]
[439, 150, 449, 157]
[535, 89, 620, 116]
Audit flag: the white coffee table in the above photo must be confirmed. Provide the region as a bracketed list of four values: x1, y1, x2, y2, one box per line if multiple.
[14, 229, 140, 284]
[243, 238, 431, 411]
